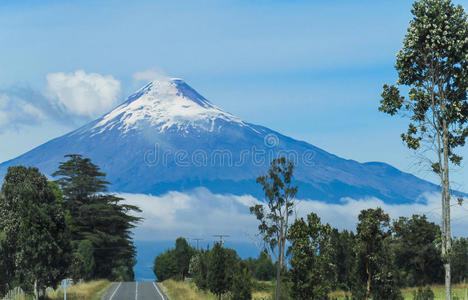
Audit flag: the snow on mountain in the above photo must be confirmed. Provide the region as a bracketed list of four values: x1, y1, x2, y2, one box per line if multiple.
[89, 79, 255, 135]
[0, 79, 443, 203]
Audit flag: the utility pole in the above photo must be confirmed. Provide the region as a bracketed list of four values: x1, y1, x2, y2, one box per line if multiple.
[191, 238, 203, 250]
[213, 234, 230, 246]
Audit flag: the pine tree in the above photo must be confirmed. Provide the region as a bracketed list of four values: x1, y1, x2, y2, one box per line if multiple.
[53, 154, 141, 280]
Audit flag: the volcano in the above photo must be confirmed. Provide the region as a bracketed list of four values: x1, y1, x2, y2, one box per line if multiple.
[0, 79, 439, 203]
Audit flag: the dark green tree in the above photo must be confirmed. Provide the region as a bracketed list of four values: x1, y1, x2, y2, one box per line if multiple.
[332, 229, 355, 292]
[207, 243, 231, 300]
[153, 250, 177, 282]
[174, 237, 196, 280]
[352, 208, 402, 300]
[0, 230, 10, 297]
[379, 1, 468, 297]
[231, 260, 253, 300]
[392, 215, 443, 286]
[250, 250, 276, 281]
[192, 249, 210, 290]
[413, 287, 435, 300]
[287, 212, 336, 300]
[53, 154, 141, 280]
[76, 240, 95, 281]
[0, 166, 71, 300]
[450, 237, 468, 283]
[250, 157, 297, 300]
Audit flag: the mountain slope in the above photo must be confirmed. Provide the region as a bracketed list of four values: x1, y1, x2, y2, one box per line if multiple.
[0, 79, 439, 203]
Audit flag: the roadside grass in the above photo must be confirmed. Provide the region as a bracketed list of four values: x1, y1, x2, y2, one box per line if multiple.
[156, 280, 468, 300]
[160, 279, 275, 300]
[160, 279, 217, 300]
[401, 283, 468, 300]
[329, 283, 468, 300]
[46, 279, 112, 300]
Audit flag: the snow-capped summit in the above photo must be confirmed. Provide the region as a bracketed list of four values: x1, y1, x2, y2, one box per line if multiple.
[91, 79, 251, 135]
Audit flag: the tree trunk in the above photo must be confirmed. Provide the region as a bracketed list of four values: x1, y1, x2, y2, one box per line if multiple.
[365, 263, 371, 300]
[442, 108, 452, 300]
[275, 240, 282, 300]
[33, 279, 38, 300]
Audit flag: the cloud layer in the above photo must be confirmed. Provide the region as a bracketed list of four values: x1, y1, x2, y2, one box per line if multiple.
[46, 70, 121, 117]
[0, 70, 122, 132]
[0, 93, 46, 129]
[122, 188, 468, 242]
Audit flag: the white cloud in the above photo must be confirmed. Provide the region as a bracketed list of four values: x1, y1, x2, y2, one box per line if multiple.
[121, 188, 468, 242]
[133, 68, 170, 82]
[46, 70, 121, 117]
[0, 93, 47, 130]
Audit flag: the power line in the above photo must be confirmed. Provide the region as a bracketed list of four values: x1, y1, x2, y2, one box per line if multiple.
[191, 238, 203, 250]
[213, 234, 230, 246]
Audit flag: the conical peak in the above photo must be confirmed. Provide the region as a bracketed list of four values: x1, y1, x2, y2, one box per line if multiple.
[90, 79, 249, 135]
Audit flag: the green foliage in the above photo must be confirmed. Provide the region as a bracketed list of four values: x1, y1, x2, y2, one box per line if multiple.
[191, 249, 210, 290]
[352, 208, 402, 300]
[331, 229, 355, 292]
[379, 0, 468, 160]
[175, 237, 196, 280]
[231, 261, 253, 300]
[287, 212, 336, 300]
[245, 250, 276, 281]
[153, 237, 196, 282]
[153, 250, 178, 282]
[207, 243, 231, 299]
[412, 287, 435, 300]
[392, 215, 443, 286]
[0, 166, 71, 297]
[53, 154, 142, 280]
[450, 237, 468, 283]
[76, 240, 95, 281]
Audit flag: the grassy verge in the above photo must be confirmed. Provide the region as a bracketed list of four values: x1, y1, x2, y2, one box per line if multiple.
[159, 280, 468, 300]
[401, 283, 468, 300]
[160, 279, 217, 300]
[329, 283, 468, 300]
[46, 279, 112, 300]
[160, 279, 275, 300]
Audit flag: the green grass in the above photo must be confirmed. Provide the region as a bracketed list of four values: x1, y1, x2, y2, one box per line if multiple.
[401, 284, 468, 300]
[329, 283, 468, 300]
[160, 279, 276, 300]
[155, 280, 468, 300]
[46, 279, 112, 300]
[160, 279, 218, 300]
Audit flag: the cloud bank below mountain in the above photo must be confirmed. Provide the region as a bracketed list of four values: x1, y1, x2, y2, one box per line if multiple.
[122, 188, 468, 242]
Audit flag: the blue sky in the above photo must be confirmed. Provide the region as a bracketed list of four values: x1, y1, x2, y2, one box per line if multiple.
[1, 0, 467, 192]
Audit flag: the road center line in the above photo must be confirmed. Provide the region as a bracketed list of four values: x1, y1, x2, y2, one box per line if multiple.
[109, 282, 122, 300]
[135, 282, 138, 300]
[153, 282, 165, 299]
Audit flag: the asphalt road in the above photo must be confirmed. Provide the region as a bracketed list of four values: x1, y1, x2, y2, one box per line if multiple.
[102, 282, 167, 300]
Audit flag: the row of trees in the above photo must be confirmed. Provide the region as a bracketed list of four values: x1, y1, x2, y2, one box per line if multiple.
[249, 158, 467, 300]
[287, 209, 467, 300]
[153, 237, 277, 300]
[0, 154, 141, 299]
